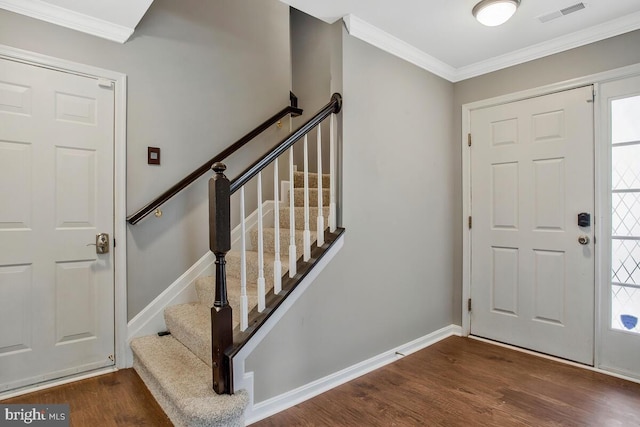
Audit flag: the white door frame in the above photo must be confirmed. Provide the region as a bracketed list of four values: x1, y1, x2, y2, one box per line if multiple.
[462, 62, 640, 370]
[0, 45, 128, 374]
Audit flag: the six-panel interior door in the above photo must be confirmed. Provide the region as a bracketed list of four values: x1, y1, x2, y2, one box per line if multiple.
[470, 86, 595, 365]
[0, 58, 115, 392]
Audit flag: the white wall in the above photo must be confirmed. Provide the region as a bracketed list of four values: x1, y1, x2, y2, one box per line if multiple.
[0, 0, 293, 319]
[246, 26, 456, 402]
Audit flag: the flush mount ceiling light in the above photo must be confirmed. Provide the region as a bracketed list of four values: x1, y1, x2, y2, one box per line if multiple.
[473, 0, 521, 26]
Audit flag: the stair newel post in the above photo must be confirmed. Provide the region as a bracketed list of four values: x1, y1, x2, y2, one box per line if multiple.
[209, 162, 233, 395]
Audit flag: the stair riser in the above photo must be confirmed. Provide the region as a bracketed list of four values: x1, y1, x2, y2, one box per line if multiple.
[196, 276, 262, 320]
[293, 172, 330, 188]
[225, 251, 288, 284]
[164, 303, 211, 367]
[290, 188, 330, 207]
[279, 206, 330, 230]
[250, 228, 316, 255]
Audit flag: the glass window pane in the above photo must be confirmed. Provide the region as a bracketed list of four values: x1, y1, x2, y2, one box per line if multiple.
[612, 95, 640, 144]
[612, 145, 640, 190]
[611, 285, 640, 333]
[612, 192, 640, 236]
[611, 239, 640, 286]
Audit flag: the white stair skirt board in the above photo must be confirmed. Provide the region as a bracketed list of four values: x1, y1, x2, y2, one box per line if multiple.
[245, 324, 462, 424]
[232, 233, 345, 419]
[126, 200, 276, 367]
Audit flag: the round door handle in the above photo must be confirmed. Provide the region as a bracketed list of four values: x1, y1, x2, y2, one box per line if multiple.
[578, 235, 590, 245]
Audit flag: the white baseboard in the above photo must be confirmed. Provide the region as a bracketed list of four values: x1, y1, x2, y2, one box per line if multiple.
[0, 367, 117, 401]
[246, 323, 462, 424]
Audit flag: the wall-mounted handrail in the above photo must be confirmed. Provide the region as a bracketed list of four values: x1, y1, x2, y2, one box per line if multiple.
[126, 100, 303, 225]
[229, 93, 342, 194]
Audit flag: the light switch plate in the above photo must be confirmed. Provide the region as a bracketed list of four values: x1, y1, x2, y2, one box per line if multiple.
[148, 147, 160, 165]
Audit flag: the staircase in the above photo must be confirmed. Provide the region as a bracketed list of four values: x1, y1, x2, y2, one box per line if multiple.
[131, 172, 332, 426]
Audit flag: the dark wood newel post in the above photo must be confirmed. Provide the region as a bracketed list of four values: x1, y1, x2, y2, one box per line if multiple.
[209, 162, 233, 394]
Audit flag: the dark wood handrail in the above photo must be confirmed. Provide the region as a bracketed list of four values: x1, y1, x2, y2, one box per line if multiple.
[209, 93, 342, 395]
[229, 93, 342, 194]
[126, 103, 303, 225]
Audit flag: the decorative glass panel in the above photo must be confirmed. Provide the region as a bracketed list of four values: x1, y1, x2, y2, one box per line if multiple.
[612, 239, 640, 286]
[612, 95, 640, 144]
[612, 192, 640, 236]
[611, 285, 640, 333]
[612, 145, 640, 190]
[610, 95, 640, 334]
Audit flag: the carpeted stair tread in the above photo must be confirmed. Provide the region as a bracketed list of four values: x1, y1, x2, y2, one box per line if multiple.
[225, 250, 289, 283]
[293, 171, 330, 188]
[279, 206, 330, 230]
[289, 187, 330, 207]
[250, 227, 318, 255]
[195, 276, 260, 325]
[131, 335, 248, 427]
[164, 303, 212, 368]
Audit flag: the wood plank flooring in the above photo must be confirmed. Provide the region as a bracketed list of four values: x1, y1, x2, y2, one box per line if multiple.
[2, 368, 171, 426]
[254, 337, 640, 427]
[2, 336, 639, 426]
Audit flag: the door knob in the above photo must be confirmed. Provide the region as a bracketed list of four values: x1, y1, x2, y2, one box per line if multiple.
[578, 235, 590, 245]
[87, 233, 110, 254]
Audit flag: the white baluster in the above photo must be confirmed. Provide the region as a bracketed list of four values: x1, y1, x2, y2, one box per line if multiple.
[257, 172, 266, 312]
[329, 114, 337, 232]
[273, 158, 282, 294]
[288, 146, 297, 277]
[239, 186, 248, 332]
[316, 124, 325, 246]
[303, 135, 311, 261]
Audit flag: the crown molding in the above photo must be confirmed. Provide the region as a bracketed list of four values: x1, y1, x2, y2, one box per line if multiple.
[455, 10, 640, 81]
[343, 14, 457, 82]
[0, 0, 134, 43]
[343, 12, 640, 83]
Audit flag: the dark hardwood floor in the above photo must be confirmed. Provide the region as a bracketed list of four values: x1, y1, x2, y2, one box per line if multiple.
[2, 368, 171, 426]
[3, 337, 639, 426]
[254, 337, 640, 427]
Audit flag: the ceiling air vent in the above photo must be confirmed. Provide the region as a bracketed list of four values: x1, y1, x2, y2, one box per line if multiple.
[538, 2, 586, 23]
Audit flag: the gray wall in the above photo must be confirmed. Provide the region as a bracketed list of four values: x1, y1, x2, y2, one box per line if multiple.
[0, 0, 292, 319]
[246, 27, 456, 402]
[290, 9, 335, 171]
[451, 29, 640, 324]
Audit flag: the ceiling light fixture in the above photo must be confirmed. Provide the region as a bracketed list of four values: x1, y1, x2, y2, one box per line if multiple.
[473, 0, 521, 27]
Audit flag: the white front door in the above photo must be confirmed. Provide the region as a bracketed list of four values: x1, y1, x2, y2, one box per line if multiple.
[0, 57, 115, 392]
[470, 86, 595, 364]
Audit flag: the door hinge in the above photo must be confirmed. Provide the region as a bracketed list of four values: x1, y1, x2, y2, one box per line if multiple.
[113, 238, 116, 248]
[98, 78, 113, 89]
[468, 216, 472, 229]
[468, 133, 472, 147]
[467, 298, 472, 311]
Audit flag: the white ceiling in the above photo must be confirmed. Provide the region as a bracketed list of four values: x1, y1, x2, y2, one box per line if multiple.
[3, 0, 640, 81]
[281, 0, 640, 81]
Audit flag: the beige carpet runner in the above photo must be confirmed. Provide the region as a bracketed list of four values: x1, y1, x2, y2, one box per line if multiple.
[131, 171, 330, 426]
